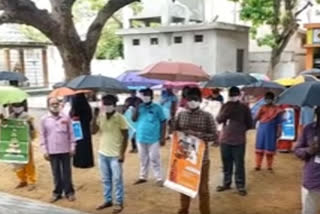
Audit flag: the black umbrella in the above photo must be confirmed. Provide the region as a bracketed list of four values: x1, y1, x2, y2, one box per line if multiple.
[301, 68, 320, 76]
[277, 81, 320, 107]
[0, 71, 28, 82]
[65, 75, 129, 93]
[53, 81, 66, 89]
[205, 72, 258, 88]
[242, 80, 286, 96]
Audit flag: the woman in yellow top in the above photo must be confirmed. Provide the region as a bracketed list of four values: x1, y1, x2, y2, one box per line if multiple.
[8, 100, 37, 191]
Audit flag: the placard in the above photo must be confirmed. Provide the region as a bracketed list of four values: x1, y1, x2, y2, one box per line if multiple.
[0, 119, 29, 164]
[164, 131, 205, 198]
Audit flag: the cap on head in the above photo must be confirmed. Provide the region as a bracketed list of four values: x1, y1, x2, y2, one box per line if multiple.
[229, 86, 240, 97]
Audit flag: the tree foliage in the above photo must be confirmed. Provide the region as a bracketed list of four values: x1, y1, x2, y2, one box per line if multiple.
[232, 0, 312, 77]
[22, 0, 142, 60]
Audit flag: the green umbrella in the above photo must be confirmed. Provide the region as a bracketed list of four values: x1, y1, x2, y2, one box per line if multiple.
[0, 86, 28, 105]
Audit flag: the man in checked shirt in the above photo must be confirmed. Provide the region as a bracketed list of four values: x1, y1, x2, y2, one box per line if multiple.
[172, 87, 218, 214]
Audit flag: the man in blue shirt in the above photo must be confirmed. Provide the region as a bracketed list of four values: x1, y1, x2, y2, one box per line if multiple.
[133, 88, 166, 186]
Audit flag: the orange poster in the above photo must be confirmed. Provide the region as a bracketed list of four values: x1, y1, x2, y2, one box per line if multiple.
[164, 131, 205, 198]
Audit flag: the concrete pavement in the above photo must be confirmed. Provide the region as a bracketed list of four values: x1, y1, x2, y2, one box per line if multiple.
[0, 192, 90, 214]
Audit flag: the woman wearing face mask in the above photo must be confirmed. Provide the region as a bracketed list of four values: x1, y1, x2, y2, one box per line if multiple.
[255, 92, 283, 171]
[7, 100, 37, 191]
[70, 93, 94, 168]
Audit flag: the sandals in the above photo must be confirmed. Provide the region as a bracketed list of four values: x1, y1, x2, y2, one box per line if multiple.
[216, 185, 231, 192]
[112, 204, 123, 214]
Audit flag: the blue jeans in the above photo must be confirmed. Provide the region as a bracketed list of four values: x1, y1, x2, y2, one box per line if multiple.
[99, 154, 124, 205]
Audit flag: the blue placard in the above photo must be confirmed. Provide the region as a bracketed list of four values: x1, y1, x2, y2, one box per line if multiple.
[72, 121, 83, 141]
[280, 108, 295, 140]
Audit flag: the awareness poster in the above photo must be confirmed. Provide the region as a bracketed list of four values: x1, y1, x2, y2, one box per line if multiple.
[0, 119, 30, 164]
[164, 131, 205, 198]
[72, 121, 83, 141]
[280, 108, 296, 140]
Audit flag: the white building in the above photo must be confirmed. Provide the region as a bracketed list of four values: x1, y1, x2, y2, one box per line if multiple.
[118, 22, 249, 75]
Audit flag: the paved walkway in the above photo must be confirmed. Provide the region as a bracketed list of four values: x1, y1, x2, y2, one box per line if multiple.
[0, 192, 90, 214]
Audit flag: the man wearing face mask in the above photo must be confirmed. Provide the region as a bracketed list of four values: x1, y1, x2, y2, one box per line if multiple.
[91, 95, 128, 214]
[132, 88, 166, 187]
[173, 87, 218, 214]
[3, 100, 37, 191]
[216, 86, 253, 196]
[40, 97, 76, 203]
[295, 106, 320, 214]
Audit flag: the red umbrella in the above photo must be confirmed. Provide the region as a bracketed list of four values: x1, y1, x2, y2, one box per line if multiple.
[138, 61, 210, 82]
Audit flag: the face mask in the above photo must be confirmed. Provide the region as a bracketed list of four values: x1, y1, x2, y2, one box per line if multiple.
[142, 96, 152, 103]
[265, 99, 273, 105]
[50, 106, 60, 114]
[105, 105, 115, 113]
[12, 107, 24, 114]
[187, 101, 200, 110]
[229, 96, 240, 102]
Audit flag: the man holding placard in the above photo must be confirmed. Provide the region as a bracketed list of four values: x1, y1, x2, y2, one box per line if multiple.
[0, 100, 37, 191]
[172, 87, 218, 214]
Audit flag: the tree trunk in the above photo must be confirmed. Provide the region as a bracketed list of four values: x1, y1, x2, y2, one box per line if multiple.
[267, 48, 281, 79]
[57, 44, 91, 81]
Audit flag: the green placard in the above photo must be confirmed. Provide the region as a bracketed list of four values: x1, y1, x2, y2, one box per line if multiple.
[0, 119, 30, 164]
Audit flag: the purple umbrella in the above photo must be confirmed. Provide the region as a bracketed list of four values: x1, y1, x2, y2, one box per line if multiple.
[117, 70, 164, 87]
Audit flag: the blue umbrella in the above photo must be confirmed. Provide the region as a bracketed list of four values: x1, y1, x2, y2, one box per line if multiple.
[205, 72, 258, 88]
[277, 81, 320, 107]
[0, 71, 28, 82]
[117, 70, 163, 87]
[65, 75, 129, 93]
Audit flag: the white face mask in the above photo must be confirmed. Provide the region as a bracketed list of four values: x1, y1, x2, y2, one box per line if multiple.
[105, 105, 116, 113]
[12, 107, 24, 114]
[141, 96, 152, 103]
[187, 101, 200, 110]
[229, 96, 240, 102]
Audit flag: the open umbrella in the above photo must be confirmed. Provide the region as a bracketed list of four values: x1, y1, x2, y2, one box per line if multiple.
[0, 86, 28, 105]
[152, 81, 198, 90]
[300, 68, 320, 76]
[242, 80, 286, 96]
[48, 87, 91, 98]
[205, 72, 258, 88]
[117, 70, 163, 87]
[249, 73, 270, 81]
[274, 75, 317, 87]
[277, 81, 320, 107]
[139, 61, 210, 82]
[65, 75, 129, 93]
[53, 81, 66, 89]
[0, 71, 28, 82]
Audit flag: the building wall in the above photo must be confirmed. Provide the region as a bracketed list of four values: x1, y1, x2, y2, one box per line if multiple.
[249, 51, 306, 79]
[122, 30, 218, 74]
[215, 30, 249, 73]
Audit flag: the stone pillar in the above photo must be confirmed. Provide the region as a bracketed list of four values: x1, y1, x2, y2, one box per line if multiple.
[4, 49, 11, 71]
[42, 48, 49, 87]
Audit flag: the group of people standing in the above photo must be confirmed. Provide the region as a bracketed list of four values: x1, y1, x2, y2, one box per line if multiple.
[1, 84, 319, 214]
